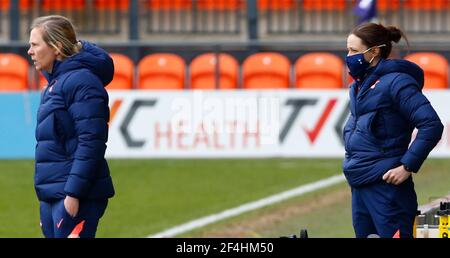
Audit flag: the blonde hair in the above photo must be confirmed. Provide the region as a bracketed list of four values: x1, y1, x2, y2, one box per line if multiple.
[31, 15, 82, 59]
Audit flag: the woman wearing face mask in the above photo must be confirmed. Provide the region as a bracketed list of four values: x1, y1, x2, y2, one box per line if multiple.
[28, 15, 115, 238]
[342, 23, 443, 238]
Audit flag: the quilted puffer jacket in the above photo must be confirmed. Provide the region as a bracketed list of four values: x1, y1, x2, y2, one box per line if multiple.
[343, 59, 443, 187]
[35, 41, 115, 201]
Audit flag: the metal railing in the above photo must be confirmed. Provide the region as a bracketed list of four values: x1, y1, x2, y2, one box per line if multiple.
[1, 0, 450, 42]
[379, 1, 450, 34]
[263, 0, 450, 35]
[0, 6, 4, 35]
[142, 0, 244, 35]
[263, 0, 356, 35]
[5, 0, 128, 40]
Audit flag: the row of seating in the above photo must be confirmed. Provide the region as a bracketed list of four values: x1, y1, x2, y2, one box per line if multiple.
[1, 0, 448, 11]
[0, 51, 448, 91]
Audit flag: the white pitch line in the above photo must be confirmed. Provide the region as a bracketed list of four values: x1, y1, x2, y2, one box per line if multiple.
[148, 174, 346, 238]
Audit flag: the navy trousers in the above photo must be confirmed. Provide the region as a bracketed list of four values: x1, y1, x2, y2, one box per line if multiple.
[351, 177, 418, 238]
[39, 198, 108, 238]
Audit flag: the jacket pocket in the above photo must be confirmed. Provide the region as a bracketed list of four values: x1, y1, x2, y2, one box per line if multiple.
[356, 113, 374, 138]
[355, 112, 385, 152]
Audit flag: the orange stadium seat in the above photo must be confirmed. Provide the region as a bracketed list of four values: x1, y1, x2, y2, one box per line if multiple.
[108, 53, 134, 90]
[0, 54, 29, 91]
[404, 0, 449, 10]
[345, 67, 354, 86]
[197, 0, 243, 10]
[30, 69, 48, 90]
[94, 0, 129, 10]
[0, 0, 7, 9]
[137, 53, 185, 90]
[295, 52, 344, 89]
[258, 0, 295, 10]
[302, 0, 347, 11]
[242, 52, 290, 89]
[377, 0, 400, 10]
[147, 0, 192, 10]
[37, 72, 47, 90]
[41, 0, 85, 10]
[404, 52, 449, 89]
[190, 53, 239, 90]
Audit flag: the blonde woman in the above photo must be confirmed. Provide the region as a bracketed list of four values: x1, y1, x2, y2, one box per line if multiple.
[28, 15, 115, 238]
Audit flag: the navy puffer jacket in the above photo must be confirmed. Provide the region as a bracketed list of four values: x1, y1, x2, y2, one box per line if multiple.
[35, 41, 115, 202]
[343, 59, 443, 187]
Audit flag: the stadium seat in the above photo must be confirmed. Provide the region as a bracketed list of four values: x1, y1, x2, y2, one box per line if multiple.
[404, 52, 449, 89]
[29, 68, 48, 90]
[295, 52, 344, 89]
[94, 0, 129, 10]
[377, 0, 400, 10]
[197, 0, 243, 10]
[137, 53, 185, 90]
[404, 0, 449, 10]
[108, 53, 134, 90]
[0, 53, 29, 91]
[258, 0, 295, 10]
[302, 0, 347, 10]
[41, 0, 86, 10]
[345, 67, 354, 87]
[147, 0, 192, 10]
[242, 52, 290, 89]
[37, 72, 47, 90]
[190, 53, 238, 90]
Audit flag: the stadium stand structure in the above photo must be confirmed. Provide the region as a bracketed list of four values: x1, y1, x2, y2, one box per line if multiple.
[1, 0, 449, 41]
[94, 0, 130, 10]
[1, 1, 450, 91]
[41, 0, 86, 10]
[258, 0, 295, 10]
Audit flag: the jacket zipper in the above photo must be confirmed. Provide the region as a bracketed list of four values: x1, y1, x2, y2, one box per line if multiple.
[346, 83, 360, 154]
[346, 119, 357, 154]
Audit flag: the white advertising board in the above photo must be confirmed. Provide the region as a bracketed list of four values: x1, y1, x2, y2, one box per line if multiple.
[106, 90, 450, 158]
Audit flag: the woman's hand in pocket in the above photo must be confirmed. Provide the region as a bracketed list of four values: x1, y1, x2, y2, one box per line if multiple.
[64, 195, 79, 217]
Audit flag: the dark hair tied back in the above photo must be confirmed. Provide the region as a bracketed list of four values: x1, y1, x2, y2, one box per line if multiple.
[386, 26, 402, 43]
[351, 22, 409, 59]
